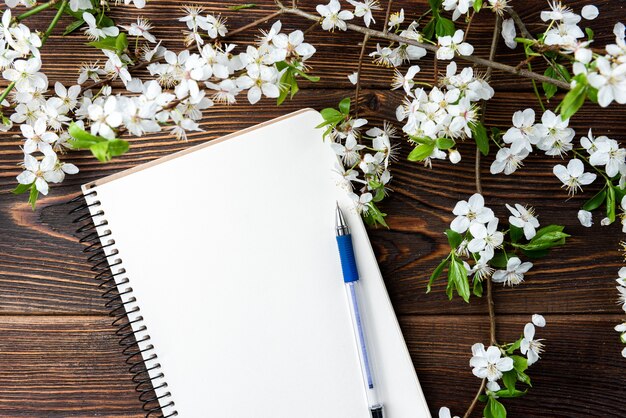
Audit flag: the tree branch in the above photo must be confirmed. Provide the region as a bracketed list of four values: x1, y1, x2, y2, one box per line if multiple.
[273, 0, 571, 90]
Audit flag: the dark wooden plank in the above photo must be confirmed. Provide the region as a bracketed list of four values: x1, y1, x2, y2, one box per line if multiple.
[1, 90, 625, 315]
[0, 314, 622, 417]
[0, 316, 144, 417]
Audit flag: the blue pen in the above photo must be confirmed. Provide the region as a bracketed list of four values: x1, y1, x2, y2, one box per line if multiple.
[335, 203, 384, 418]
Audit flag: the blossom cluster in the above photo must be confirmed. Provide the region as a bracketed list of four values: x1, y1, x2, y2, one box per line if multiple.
[6, 3, 317, 206]
[438, 314, 546, 418]
[319, 98, 395, 226]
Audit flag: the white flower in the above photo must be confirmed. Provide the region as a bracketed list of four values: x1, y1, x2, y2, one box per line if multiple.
[45, 158, 79, 183]
[16, 153, 57, 195]
[388, 8, 404, 27]
[532, 314, 546, 327]
[535, 110, 575, 157]
[82, 12, 119, 40]
[622, 347, 626, 358]
[520, 323, 544, 365]
[179, 5, 208, 31]
[448, 149, 461, 164]
[501, 18, 517, 49]
[350, 191, 372, 213]
[2, 58, 47, 92]
[331, 133, 365, 166]
[103, 50, 132, 86]
[443, 0, 473, 21]
[589, 137, 626, 177]
[490, 147, 528, 175]
[316, 0, 354, 31]
[122, 0, 145, 8]
[552, 159, 596, 195]
[581, 5, 599, 20]
[438, 407, 459, 418]
[587, 57, 626, 107]
[54, 82, 80, 112]
[544, 22, 584, 47]
[88, 96, 122, 139]
[469, 343, 514, 381]
[21, 119, 57, 154]
[121, 17, 156, 43]
[205, 14, 228, 38]
[271, 30, 316, 61]
[236, 65, 280, 104]
[540, 1, 579, 23]
[347, 0, 380, 27]
[77, 61, 105, 84]
[69, 0, 90, 12]
[502, 108, 538, 154]
[618, 285, 626, 311]
[492, 257, 533, 286]
[471, 248, 495, 281]
[577, 210, 593, 227]
[348, 72, 359, 85]
[391, 65, 421, 94]
[436, 30, 474, 60]
[506, 203, 539, 239]
[450, 193, 495, 234]
[468, 218, 504, 253]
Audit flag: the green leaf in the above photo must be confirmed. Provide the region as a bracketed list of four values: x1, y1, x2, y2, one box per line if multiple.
[115, 32, 128, 53]
[68, 122, 108, 148]
[511, 354, 528, 372]
[559, 78, 587, 120]
[12, 183, 32, 195]
[319, 108, 343, 122]
[63, 19, 85, 36]
[90, 141, 110, 162]
[449, 258, 470, 303]
[502, 370, 517, 394]
[607, 184, 616, 222]
[583, 187, 606, 211]
[494, 388, 527, 398]
[87, 36, 119, 51]
[435, 17, 456, 37]
[509, 225, 523, 243]
[228, 3, 256, 10]
[428, 257, 450, 293]
[471, 122, 489, 156]
[490, 252, 508, 268]
[473, 0, 483, 11]
[363, 202, 388, 228]
[522, 248, 550, 259]
[445, 229, 463, 249]
[338, 97, 351, 115]
[473, 277, 483, 297]
[435, 137, 455, 150]
[422, 18, 436, 40]
[408, 143, 435, 161]
[512, 225, 569, 251]
[542, 67, 558, 100]
[107, 139, 129, 157]
[28, 184, 39, 210]
[484, 396, 507, 418]
[505, 337, 522, 354]
[585, 27, 594, 40]
[428, 0, 442, 15]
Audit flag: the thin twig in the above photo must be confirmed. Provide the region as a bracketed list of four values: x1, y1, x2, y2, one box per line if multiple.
[506, 7, 534, 40]
[273, 0, 571, 90]
[463, 14, 501, 418]
[463, 378, 486, 418]
[354, 34, 369, 118]
[382, 0, 393, 35]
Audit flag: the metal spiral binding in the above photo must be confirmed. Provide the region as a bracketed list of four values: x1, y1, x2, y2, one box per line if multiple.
[68, 191, 178, 418]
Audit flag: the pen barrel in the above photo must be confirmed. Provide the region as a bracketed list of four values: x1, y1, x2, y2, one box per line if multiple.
[345, 281, 383, 414]
[336, 234, 359, 283]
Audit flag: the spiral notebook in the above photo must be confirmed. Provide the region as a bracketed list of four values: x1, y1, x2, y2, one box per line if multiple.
[71, 108, 430, 417]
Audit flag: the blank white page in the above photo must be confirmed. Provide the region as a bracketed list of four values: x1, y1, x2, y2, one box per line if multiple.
[83, 109, 431, 417]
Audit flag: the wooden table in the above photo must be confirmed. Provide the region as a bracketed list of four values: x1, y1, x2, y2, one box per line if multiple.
[1, 0, 624, 416]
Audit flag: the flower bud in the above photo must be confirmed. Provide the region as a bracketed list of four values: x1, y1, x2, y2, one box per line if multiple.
[448, 149, 461, 164]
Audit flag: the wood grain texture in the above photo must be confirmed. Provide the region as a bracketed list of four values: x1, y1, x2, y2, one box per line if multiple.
[0, 0, 625, 416]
